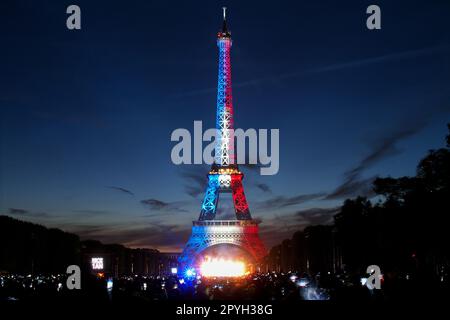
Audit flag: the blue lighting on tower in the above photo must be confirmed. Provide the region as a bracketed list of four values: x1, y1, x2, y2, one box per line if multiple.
[200, 174, 219, 220]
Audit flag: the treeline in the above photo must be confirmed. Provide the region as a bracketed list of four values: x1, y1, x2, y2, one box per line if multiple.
[0, 216, 165, 276]
[268, 124, 450, 278]
[0, 216, 80, 273]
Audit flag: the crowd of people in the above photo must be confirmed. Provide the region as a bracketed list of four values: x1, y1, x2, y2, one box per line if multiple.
[3, 270, 445, 303]
[0, 272, 329, 302]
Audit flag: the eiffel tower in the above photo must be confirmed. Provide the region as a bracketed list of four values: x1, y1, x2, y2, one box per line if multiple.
[178, 8, 267, 268]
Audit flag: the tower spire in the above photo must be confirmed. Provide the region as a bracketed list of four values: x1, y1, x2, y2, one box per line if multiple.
[222, 7, 227, 33]
[219, 7, 231, 37]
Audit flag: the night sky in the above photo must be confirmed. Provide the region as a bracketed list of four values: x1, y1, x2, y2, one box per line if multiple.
[1, 0, 449, 252]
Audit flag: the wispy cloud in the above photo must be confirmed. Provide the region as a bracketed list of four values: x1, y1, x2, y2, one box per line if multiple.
[326, 175, 377, 200]
[256, 192, 326, 210]
[106, 186, 134, 196]
[141, 199, 170, 210]
[140, 198, 188, 214]
[72, 209, 112, 216]
[178, 165, 207, 198]
[176, 44, 450, 97]
[70, 221, 190, 251]
[255, 183, 272, 193]
[8, 208, 51, 218]
[326, 120, 427, 200]
[8, 208, 28, 215]
[311, 45, 450, 74]
[348, 124, 427, 179]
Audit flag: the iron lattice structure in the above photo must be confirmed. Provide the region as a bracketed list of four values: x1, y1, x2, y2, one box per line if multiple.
[179, 9, 267, 267]
[215, 30, 234, 167]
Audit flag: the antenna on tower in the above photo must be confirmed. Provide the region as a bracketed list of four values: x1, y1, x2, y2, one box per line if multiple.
[220, 7, 230, 35]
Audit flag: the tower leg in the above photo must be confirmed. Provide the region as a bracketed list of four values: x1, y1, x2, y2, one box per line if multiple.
[231, 175, 251, 219]
[199, 174, 220, 220]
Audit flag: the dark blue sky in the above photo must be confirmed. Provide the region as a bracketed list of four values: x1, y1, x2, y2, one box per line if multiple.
[1, 0, 449, 251]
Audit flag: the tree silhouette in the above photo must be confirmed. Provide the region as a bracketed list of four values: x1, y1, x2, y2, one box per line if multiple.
[270, 124, 450, 281]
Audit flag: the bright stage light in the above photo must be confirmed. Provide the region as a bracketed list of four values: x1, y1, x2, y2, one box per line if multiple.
[199, 257, 246, 277]
[171, 267, 178, 274]
[185, 268, 196, 278]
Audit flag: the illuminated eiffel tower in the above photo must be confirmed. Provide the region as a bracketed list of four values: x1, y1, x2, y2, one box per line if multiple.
[179, 8, 267, 267]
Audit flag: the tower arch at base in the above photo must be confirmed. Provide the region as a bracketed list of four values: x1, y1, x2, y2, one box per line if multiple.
[178, 220, 267, 267]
